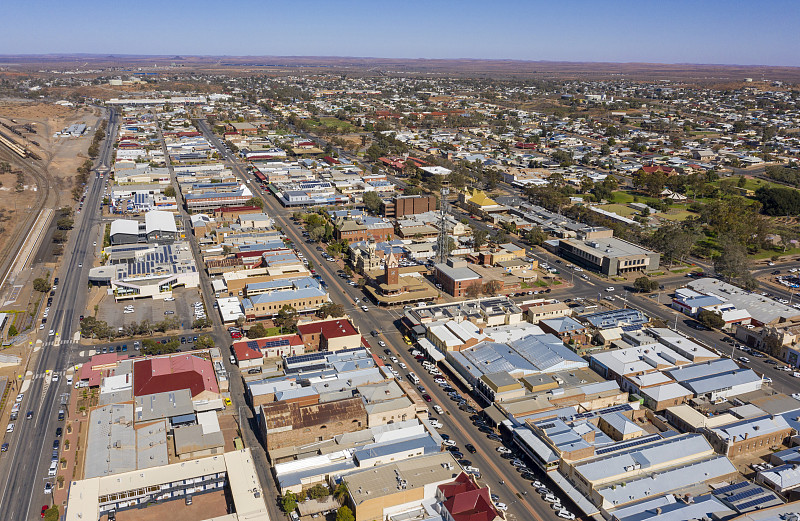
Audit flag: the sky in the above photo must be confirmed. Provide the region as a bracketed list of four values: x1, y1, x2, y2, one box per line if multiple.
[3, 0, 799, 66]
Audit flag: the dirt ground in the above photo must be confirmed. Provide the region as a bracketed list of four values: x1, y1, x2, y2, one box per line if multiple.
[0, 100, 102, 209]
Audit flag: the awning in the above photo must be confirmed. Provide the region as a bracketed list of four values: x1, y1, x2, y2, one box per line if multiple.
[548, 471, 600, 517]
[483, 404, 507, 426]
[440, 359, 473, 391]
[417, 338, 445, 362]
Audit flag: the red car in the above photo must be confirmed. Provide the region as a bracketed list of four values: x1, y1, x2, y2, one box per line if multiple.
[423, 394, 432, 402]
[231, 332, 242, 339]
[41, 505, 48, 518]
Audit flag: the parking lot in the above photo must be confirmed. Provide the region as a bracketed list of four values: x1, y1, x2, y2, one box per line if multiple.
[95, 286, 206, 333]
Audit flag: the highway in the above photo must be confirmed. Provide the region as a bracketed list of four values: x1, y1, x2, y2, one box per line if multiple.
[0, 108, 117, 520]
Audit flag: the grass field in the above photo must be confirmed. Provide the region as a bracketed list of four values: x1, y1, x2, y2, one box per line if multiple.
[598, 203, 638, 217]
[318, 117, 356, 131]
[656, 210, 695, 221]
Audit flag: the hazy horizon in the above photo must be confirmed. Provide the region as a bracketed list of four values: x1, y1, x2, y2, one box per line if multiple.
[3, 0, 799, 67]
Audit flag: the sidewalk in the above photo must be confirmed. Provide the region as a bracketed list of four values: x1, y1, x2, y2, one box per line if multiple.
[52, 383, 89, 508]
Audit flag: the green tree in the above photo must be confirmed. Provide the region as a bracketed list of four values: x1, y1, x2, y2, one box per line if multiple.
[246, 196, 264, 209]
[362, 191, 383, 215]
[33, 278, 51, 293]
[698, 309, 725, 329]
[633, 276, 658, 293]
[309, 225, 326, 243]
[472, 229, 488, 251]
[308, 483, 330, 499]
[7, 324, 18, 337]
[195, 335, 214, 349]
[164, 185, 176, 197]
[44, 506, 59, 521]
[275, 305, 298, 333]
[334, 482, 349, 502]
[336, 505, 355, 521]
[281, 492, 298, 513]
[247, 323, 269, 338]
[714, 234, 751, 284]
[525, 227, 547, 246]
[317, 302, 345, 318]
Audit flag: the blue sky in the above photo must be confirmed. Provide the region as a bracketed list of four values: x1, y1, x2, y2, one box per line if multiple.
[3, 0, 799, 66]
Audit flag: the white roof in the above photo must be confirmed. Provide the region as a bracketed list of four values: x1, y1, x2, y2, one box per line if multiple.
[110, 219, 139, 237]
[145, 210, 177, 234]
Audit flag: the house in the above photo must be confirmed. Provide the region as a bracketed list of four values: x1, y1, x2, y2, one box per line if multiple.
[539, 316, 589, 344]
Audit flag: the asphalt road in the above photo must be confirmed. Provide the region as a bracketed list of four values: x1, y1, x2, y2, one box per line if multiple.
[0, 108, 118, 520]
[194, 118, 566, 521]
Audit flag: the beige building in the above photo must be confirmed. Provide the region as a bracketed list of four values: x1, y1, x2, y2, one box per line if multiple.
[343, 452, 460, 521]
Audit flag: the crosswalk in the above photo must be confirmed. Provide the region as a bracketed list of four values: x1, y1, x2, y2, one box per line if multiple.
[30, 370, 65, 381]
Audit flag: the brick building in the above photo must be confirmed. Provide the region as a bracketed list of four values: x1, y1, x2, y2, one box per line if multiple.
[381, 194, 437, 218]
[259, 397, 367, 455]
[296, 317, 362, 352]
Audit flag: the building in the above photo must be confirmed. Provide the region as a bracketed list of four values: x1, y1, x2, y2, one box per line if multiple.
[258, 397, 368, 454]
[65, 449, 268, 521]
[556, 237, 660, 276]
[296, 317, 363, 352]
[687, 278, 800, 327]
[434, 258, 482, 297]
[242, 286, 330, 320]
[381, 194, 437, 218]
[133, 354, 220, 400]
[707, 416, 792, 458]
[342, 452, 459, 521]
[436, 472, 501, 521]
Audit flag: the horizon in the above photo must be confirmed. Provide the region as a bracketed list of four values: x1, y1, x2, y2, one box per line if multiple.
[3, 0, 799, 67]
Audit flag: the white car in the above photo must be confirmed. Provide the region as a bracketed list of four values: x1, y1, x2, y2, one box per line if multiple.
[496, 447, 512, 454]
[464, 466, 480, 473]
[123, 309, 134, 314]
[494, 503, 508, 512]
[442, 439, 456, 447]
[48, 330, 55, 336]
[378, 341, 386, 347]
[399, 362, 407, 369]
[5, 423, 13, 433]
[164, 297, 175, 302]
[542, 494, 560, 503]
[605, 287, 615, 292]
[361, 305, 369, 312]
[52, 374, 59, 382]
[433, 405, 444, 414]
[15, 394, 23, 403]
[557, 509, 575, 520]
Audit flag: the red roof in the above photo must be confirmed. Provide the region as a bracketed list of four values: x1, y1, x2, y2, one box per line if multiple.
[217, 205, 262, 215]
[297, 318, 359, 340]
[79, 353, 130, 387]
[133, 354, 219, 398]
[439, 473, 499, 521]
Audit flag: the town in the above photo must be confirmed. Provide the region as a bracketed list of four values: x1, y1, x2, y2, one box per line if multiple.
[0, 54, 799, 521]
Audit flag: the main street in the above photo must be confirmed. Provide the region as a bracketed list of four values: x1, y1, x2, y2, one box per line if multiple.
[0, 108, 118, 520]
[196, 118, 564, 521]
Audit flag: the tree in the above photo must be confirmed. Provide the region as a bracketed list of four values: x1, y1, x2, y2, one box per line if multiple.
[472, 229, 488, 251]
[633, 276, 659, 293]
[465, 282, 482, 298]
[281, 492, 298, 513]
[275, 305, 298, 333]
[246, 196, 264, 209]
[33, 278, 51, 293]
[362, 191, 382, 215]
[164, 185, 176, 197]
[7, 325, 18, 337]
[336, 506, 355, 521]
[483, 280, 503, 296]
[309, 226, 326, 243]
[525, 227, 547, 246]
[56, 218, 74, 230]
[714, 235, 751, 283]
[308, 484, 330, 499]
[44, 506, 59, 521]
[317, 302, 345, 318]
[195, 335, 214, 349]
[334, 482, 349, 502]
[648, 222, 700, 267]
[698, 309, 725, 330]
[247, 323, 269, 338]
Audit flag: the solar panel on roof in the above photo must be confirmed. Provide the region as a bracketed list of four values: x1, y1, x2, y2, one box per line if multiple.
[595, 434, 661, 455]
[728, 488, 763, 502]
[714, 482, 749, 495]
[247, 341, 258, 350]
[736, 496, 775, 510]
